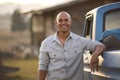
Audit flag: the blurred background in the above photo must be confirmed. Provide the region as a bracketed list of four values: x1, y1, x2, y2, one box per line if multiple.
[0, 0, 119, 80]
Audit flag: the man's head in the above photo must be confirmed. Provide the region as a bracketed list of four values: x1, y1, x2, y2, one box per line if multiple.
[56, 11, 72, 33]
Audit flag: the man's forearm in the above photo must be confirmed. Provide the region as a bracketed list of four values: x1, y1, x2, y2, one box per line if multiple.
[38, 70, 46, 80]
[90, 44, 106, 72]
[93, 44, 106, 56]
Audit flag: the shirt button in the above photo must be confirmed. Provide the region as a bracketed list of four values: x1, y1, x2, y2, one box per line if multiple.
[75, 51, 77, 53]
[54, 55, 56, 57]
[66, 61, 68, 63]
[66, 71, 68, 73]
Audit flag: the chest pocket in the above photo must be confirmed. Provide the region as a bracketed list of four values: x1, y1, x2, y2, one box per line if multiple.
[68, 46, 82, 55]
[48, 50, 64, 65]
[48, 50, 63, 59]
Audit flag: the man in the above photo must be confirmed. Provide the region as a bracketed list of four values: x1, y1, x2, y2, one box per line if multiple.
[38, 11, 105, 80]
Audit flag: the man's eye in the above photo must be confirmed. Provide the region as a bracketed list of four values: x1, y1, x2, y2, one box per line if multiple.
[58, 19, 69, 22]
[59, 19, 62, 22]
[65, 19, 69, 22]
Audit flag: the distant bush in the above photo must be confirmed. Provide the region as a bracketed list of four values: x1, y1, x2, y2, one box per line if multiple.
[11, 8, 27, 32]
[0, 50, 14, 58]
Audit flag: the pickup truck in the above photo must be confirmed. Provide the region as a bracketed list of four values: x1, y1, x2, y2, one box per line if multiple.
[83, 2, 120, 80]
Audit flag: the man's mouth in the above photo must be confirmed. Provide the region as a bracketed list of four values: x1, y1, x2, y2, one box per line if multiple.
[62, 25, 67, 28]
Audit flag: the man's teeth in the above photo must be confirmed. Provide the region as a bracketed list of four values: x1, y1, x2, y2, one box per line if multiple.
[62, 26, 66, 28]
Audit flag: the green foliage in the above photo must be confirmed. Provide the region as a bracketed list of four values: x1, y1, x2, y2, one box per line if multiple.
[11, 8, 27, 32]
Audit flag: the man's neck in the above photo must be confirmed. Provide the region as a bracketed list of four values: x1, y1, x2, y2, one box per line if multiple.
[57, 31, 70, 46]
[58, 31, 70, 40]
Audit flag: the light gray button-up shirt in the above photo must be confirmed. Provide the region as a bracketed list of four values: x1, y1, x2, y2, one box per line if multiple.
[38, 32, 102, 80]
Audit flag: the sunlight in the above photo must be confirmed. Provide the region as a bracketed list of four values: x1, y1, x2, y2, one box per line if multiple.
[0, 0, 67, 6]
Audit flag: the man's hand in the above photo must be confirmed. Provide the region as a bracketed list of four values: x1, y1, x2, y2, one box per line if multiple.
[90, 44, 106, 72]
[38, 70, 46, 80]
[90, 53, 99, 72]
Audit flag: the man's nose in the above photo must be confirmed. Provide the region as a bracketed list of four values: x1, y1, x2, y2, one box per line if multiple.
[61, 20, 66, 24]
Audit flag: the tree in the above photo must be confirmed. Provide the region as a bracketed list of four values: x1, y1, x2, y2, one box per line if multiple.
[11, 8, 27, 32]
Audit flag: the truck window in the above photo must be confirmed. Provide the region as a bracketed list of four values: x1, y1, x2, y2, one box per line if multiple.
[105, 10, 120, 31]
[101, 10, 120, 50]
[84, 15, 93, 39]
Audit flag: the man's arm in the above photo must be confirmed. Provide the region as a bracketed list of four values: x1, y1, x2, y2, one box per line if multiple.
[38, 70, 46, 80]
[90, 44, 106, 72]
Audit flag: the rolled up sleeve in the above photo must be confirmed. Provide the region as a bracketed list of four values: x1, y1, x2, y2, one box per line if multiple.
[83, 38, 104, 52]
[38, 41, 49, 71]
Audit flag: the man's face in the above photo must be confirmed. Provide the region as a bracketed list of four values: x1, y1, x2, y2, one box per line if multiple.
[56, 12, 72, 33]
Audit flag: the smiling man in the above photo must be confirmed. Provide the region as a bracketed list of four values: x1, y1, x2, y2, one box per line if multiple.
[38, 11, 105, 80]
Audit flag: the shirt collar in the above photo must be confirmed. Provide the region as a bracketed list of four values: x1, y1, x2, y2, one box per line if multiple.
[52, 31, 73, 42]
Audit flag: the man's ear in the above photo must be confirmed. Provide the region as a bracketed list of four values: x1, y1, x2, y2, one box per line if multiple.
[55, 20, 58, 27]
[55, 20, 57, 24]
[70, 19, 72, 25]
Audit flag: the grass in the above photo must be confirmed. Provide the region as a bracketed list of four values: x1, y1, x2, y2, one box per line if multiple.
[2, 58, 38, 80]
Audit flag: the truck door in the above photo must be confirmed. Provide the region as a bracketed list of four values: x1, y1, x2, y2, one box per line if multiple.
[83, 8, 120, 80]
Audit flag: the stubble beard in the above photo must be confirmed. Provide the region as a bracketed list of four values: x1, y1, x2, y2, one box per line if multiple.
[62, 30, 67, 33]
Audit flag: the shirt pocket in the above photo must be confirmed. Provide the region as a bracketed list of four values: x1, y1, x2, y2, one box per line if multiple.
[48, 50, 63, 59]
[68, 47, 82, 56]
[48, 51, 63, 67]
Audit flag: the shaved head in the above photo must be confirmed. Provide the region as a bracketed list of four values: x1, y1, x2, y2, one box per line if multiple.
[55, 11, 72, 33]
[56, 11, 71, 22]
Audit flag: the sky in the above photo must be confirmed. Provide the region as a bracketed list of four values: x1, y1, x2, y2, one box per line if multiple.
[0, 0, 68, 6]
[0, 0, 71, 15]
[0, 0, 71, 30]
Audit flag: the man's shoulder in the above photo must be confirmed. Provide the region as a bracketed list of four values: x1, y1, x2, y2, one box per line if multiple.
[42, 34, 55, 43]
[71, 32, 80, 37]
[71, 32, 92, 42]
[71, 32, 84, 39]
